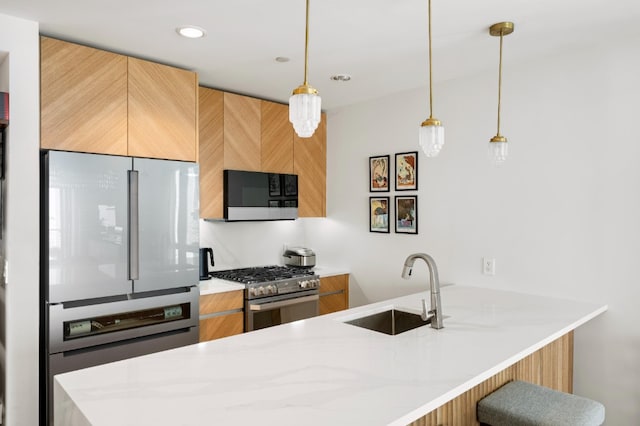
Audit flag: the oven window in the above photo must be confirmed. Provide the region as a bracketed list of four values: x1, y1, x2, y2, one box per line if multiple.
[248, 297, 318, 331]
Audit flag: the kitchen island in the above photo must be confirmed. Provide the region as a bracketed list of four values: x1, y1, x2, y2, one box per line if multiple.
[54, 286, 606, 425]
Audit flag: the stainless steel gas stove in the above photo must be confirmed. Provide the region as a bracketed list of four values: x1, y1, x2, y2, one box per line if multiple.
[209, 266, 320, 331]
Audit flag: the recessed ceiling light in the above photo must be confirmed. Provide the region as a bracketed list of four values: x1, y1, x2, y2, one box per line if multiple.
[275, 57, 290, 63]
[176, 26, 206, 39]
[330, 74, 352, 82]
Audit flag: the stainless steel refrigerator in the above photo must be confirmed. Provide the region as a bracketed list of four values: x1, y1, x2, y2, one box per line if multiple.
[40, 151, 200, 423]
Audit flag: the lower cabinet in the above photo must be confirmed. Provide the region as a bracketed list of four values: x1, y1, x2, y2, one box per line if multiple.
[319, 274, 349, 315]
[199, 290, 244, 342]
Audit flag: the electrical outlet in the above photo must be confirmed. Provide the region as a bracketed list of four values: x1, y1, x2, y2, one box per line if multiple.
[483, 257, 496, 276]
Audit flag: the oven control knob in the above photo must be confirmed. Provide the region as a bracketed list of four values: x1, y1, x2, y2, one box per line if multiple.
[311, 279, 319, 288]
[257, 286, 265, 295]
[268, 285, 277, 294]
[300, 280, 308, 289]
[249, 288, 257, 297]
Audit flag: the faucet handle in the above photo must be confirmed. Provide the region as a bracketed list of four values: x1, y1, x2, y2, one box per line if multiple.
[421, 298, 429, 321]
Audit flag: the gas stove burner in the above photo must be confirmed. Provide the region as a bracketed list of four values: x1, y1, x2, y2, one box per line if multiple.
[210, 265, 315, 284]
[210, 265, 320, 300]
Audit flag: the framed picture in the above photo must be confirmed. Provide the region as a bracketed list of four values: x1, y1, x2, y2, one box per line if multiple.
[395, 151, 418, 191]
[395, 195, 418, 234]
[369, 196, 390, 233]
[369, 155, 390, 192]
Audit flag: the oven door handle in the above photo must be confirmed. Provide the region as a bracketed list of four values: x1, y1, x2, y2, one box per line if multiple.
[249, 294, 319, 311]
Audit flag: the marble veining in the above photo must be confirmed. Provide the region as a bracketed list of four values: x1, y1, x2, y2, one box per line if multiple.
[54, 286, 607, 426]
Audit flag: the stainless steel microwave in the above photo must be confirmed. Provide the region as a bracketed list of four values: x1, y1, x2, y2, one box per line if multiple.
[223, 170, 298, 221]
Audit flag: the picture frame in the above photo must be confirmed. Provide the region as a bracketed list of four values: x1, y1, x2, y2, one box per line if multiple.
[395, 195, 418, 234]
[369, 155, 390, 192]
[395, 151, 418, 191]
[369, 196, 390, 233]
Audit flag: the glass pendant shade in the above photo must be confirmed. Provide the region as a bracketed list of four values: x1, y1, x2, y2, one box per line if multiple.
[419, 120, 445, 157]
[488, 136, 508, 165]
[289, 89, 321, 138]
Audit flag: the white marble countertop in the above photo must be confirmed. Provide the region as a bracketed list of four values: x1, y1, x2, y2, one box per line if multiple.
[54, 286, 606, 426]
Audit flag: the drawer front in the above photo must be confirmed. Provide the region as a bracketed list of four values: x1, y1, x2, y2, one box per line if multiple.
[199, 312, 244, 342]
[199, 290, 244, 315]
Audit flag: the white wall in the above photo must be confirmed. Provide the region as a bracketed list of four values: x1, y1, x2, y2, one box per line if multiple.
[306, 36, 639, 424]
[0, 13, 40, 426]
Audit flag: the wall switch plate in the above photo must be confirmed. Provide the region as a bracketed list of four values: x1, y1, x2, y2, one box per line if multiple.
[483, 257, 496, 275]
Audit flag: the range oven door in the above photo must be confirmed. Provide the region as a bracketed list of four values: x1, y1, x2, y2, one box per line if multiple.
[246, 291, 319, 331]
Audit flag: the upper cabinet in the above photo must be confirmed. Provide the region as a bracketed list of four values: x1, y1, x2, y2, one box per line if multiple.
[40, 37, 198, 161]
[198, 87, 224, 219]
[295, 115, 326, 217]
[198, 87, 326, 219]
[128, 57, 197, 161]
[40, 37, 128, 155]
[223, 93, 261, 171]
[261, 101, 293, 174]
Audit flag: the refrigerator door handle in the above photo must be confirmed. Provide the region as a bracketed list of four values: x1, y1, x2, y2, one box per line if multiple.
[128, 170, 139, 280]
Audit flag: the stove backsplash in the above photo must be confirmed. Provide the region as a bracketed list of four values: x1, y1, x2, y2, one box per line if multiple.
[199, 219, 308, 269]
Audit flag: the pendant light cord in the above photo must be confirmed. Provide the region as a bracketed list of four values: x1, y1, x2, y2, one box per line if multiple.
[428, 0, 434, 119]
[496, 30, 504, 137]
[303, 0, 310, 86]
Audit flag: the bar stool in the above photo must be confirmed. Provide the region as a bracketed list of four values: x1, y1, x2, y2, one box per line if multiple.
[477, 380, 605, 426]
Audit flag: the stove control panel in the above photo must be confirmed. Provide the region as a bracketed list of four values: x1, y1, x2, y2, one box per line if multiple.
[246, 276, 320, 299]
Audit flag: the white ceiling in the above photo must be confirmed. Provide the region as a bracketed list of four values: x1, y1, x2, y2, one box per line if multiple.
[1, 0, 639, 110]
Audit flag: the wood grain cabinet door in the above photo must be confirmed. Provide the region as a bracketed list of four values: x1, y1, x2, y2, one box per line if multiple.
[128, 57, 197, 161]
[199, 87, 225, 219]
[40, 37, 128, 155]
[261, 101, 294, 174]
[223, 93, 261, 171]
[319, 274, 349, 315]
[294, 114, 326, 217]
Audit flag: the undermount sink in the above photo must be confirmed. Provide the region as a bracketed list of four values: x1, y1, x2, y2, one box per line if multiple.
[344, 309, 430, 336]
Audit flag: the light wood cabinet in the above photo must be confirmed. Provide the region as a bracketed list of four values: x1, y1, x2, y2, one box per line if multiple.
[199, 290, 244, 342]
[223, 92, 261, 171]
[319, 274, 349, 315]
[40, 37, 198, 161]
[261, 101, 294, 174]
[198, 88, 327, 219]
[41, 37, 128, 155]
[294, 115, 327, 218]
[128, 57, 197, 161]
[198, 87, 225, 219]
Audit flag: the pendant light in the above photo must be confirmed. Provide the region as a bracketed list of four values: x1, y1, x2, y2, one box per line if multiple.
[418, 0, 444, 157]
[289, 0, 321, 138]
[488, 22, 514, 165]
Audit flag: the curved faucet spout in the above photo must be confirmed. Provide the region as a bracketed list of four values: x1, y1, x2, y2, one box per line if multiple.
[401, 253, 444, 329]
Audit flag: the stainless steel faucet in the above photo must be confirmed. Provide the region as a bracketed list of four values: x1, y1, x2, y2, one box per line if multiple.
[401, 253, 444, 329]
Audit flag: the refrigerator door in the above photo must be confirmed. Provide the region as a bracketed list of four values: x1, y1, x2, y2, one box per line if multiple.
[133, 158, 199, 292]
[46, 151, 132, 303]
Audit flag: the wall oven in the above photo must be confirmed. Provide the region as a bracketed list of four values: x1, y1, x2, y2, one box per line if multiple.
[209, 266, 320, 331]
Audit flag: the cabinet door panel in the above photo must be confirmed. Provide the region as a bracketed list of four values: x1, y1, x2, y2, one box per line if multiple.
[128, 57, 197, 161]
[41, 37, 128, 155]
[224, 93, 261, 171]
[294, 115, 326, 217]
[261, 101, 293, 174]
[199, 87, 225, 218]
[199, 312, 244, 342]
[199, 291, 244, 316]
